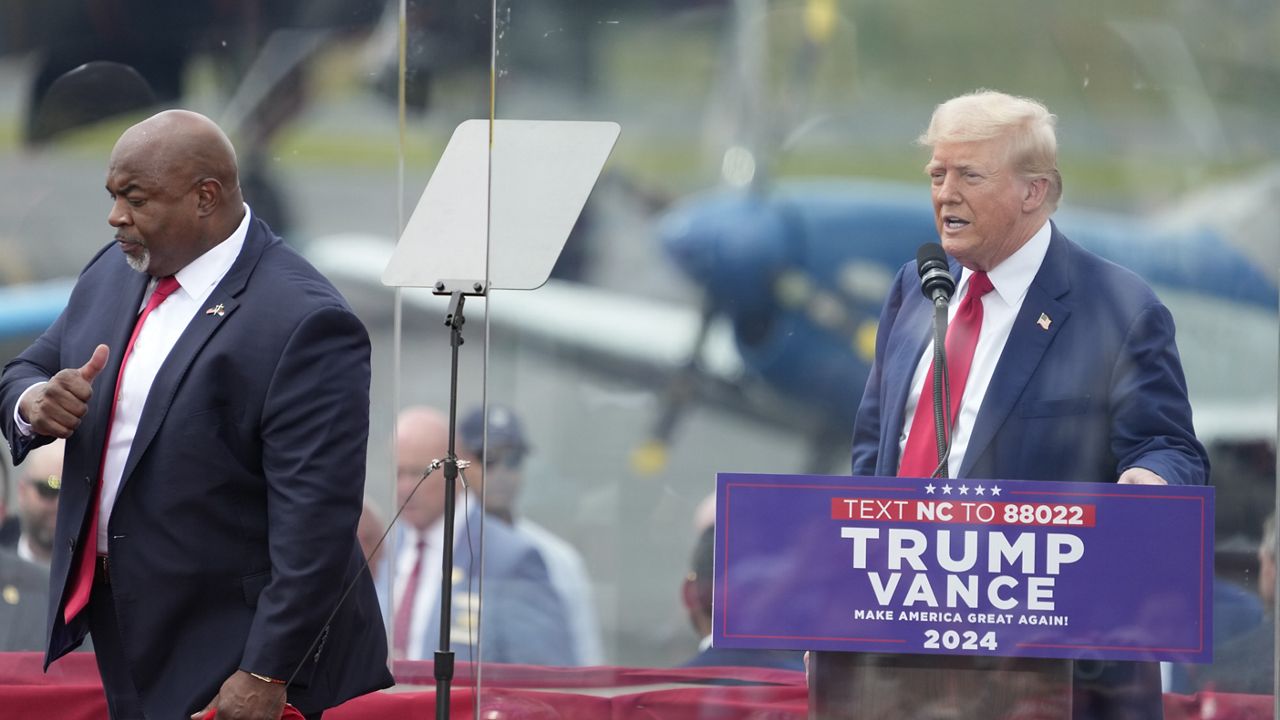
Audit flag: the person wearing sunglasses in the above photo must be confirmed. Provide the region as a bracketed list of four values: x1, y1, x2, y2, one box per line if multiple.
[12, 439, 62, 567]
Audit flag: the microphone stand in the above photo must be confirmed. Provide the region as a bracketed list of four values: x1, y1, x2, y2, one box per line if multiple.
[928, 296, 952, 479]
[433, 282, 486, 720]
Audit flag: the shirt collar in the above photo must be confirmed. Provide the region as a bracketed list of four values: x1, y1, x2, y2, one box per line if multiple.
[171, 203, 252, 298]
[958, 219, 1051, 306]
[407, 495, 474, 549]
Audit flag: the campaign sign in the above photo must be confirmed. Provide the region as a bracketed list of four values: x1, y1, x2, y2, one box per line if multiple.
[713, 473, 1213, 663]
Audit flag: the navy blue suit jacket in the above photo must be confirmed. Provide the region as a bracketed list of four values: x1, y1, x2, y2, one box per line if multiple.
[849, 225, 1208, 719]
[851, 224, 1208, 486]
[682, 644, 806, 673]
[0, 216, 393, 715]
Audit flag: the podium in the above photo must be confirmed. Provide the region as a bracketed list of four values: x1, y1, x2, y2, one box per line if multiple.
[810, 652, 1072, 719]
[711, 472, 1213, 720]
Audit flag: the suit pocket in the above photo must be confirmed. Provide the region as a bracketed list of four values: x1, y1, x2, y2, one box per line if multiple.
[242, 569, 272, 607]
[1020, 395, 1092, 418]
[181, 406, 242, 435]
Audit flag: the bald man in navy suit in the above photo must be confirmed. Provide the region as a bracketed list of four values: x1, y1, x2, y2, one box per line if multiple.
[1, 110, 391, 719]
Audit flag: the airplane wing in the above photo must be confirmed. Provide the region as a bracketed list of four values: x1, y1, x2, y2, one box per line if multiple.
[0, 278, 74, 338]
[307, 232, 744, 382]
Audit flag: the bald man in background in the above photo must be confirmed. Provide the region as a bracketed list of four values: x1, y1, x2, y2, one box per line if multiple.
[391, 406, 574, 667]
[1, 110, 391, 719]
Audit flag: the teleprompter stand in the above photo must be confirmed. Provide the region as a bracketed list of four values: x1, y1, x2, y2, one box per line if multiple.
[430, 284, 483, 720]
[383, 119, 620, 720]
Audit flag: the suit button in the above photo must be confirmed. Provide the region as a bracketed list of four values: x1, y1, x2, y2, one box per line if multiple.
[83, 476, 91, 486]
[68, 537, 76, 552]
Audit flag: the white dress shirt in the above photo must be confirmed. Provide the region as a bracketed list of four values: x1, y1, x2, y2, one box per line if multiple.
[898, 221, 1052, 476]
[393, 500, 472, 661]
[16, 534, 39, 564]
[15, 206, 252, 552]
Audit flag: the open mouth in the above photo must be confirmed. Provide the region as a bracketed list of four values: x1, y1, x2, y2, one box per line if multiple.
[942, 216, 970, 230]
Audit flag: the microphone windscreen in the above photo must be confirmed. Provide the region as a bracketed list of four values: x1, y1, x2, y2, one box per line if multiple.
[917, 242, 947, 274]
[916, 242, 955, 302]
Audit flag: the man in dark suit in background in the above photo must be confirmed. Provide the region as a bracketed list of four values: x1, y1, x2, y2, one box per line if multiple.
[1, 110, 391, 719]
[3, 439, 63, 567]
[850, 90, 1208, 719]
[0, 449, 16, 549]
[0, 548, 49, 652]
[680, 524, 803, 672]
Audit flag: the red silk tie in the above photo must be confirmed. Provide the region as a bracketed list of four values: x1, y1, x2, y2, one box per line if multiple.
[64, 276, 181, 623]
[392, 538, 427, 659]
[898, 271, 994, 478]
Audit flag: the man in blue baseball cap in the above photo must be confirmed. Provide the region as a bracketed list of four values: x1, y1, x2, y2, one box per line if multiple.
[459, 404, 605, 666]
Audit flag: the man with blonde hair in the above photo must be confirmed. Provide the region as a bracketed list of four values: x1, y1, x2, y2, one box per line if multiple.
[851, 90, 1208, 718]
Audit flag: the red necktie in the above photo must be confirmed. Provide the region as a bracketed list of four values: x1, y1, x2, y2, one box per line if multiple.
[898, 271, 994, 478]
[392, 538, 427, 658]
[64, 276, 181, 623]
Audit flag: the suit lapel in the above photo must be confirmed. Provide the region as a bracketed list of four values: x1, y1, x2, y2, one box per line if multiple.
[451, 507, 482, 643]
[960, 228, 1072, 478]
[118, 219, 270, 487]
[81, 269, 150, 458]
[427, 506, 480, 652]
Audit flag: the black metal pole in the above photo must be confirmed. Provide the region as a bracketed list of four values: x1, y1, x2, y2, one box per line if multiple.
[434, 290, 466, 720]
[930, 298, 950, 479]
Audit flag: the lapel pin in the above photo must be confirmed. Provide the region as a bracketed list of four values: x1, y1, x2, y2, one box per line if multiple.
[1036, 312, 1052, 331]
[205, 303, 226, 317]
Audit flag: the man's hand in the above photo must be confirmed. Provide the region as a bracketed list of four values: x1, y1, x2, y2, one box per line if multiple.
[19, 345, 109, 438]
[1118, 467, 1167, 485]
[191, 670, 287, 720]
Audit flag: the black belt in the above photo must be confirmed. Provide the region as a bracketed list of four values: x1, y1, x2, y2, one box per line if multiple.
[94, 554, 110, 585]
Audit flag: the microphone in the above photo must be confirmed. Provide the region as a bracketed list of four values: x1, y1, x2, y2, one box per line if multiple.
[917, 243, 955, 305]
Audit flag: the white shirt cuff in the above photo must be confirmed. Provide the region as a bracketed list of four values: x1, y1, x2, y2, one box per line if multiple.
[13, 382, 44, 437]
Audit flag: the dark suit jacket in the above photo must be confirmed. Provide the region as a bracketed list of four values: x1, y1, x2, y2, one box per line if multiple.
[0, 548, 49, 652]
[407, 505, 575, 666]
[0, 515, 19, 550]
[851, 224, 1207, 485]
[0, 216, 393, 715]
[681, 644, 806, 673]
[849, 225, 1209, 720]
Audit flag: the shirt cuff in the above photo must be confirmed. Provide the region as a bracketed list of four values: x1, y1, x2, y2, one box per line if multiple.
[13, 382, 44, 437]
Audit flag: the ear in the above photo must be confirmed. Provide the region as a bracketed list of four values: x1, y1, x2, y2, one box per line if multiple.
[680, 575, 699, 614]
[1022, 176, 1049, 213]
[194, 178, 222, 217]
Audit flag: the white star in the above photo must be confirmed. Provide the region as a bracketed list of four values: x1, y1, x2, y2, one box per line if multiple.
[990, 486, 1002, 497]
[959, 485, 970, 495]
[924, 484, 936, 495]
[942, 484, 953, 495]
[974, 485, 986, 496]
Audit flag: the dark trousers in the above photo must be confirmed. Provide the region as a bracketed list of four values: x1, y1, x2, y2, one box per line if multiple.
[89, 575, 147, 720]
[89, 569, 326, 720]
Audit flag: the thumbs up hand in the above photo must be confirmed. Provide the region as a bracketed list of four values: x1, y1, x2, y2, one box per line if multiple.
[18, 345, 110, 438]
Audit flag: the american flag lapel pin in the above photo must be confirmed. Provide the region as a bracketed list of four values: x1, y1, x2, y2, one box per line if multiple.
[1036, 312, 1052, 330]
[205, 303, 225, 317]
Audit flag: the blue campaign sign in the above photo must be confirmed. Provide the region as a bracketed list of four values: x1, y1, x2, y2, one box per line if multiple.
[712, 473, 1214, 664]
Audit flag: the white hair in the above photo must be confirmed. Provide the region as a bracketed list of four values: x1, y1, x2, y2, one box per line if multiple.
[919, 89, 1063, 210]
